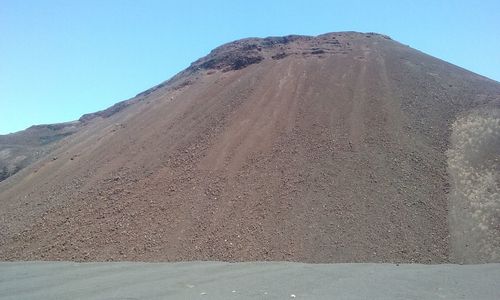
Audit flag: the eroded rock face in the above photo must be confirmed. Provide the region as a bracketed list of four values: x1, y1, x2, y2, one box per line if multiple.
[448, 109, 500, 263]
[196, 53, 264, 72]
[187, 32, 362, 72]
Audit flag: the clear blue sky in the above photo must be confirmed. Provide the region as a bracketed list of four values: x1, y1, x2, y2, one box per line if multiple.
[1, 0, 499, 134]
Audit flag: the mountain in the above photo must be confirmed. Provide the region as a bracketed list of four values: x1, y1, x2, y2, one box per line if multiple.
[0, 32, 499, 263]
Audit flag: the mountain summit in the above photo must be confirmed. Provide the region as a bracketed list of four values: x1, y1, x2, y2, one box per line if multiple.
[1, 32, 499, 263]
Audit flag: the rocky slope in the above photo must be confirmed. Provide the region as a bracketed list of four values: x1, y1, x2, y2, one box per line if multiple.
[0, 32, 499, 263]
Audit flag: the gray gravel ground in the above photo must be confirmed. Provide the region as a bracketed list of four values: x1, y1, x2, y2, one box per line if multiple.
[1, 262, 499, 300]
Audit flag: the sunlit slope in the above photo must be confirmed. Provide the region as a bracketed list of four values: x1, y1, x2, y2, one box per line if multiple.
[1, 32, 498, 263]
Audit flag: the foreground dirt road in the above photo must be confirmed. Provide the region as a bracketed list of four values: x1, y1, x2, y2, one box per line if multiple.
[1, 261, 499, 300]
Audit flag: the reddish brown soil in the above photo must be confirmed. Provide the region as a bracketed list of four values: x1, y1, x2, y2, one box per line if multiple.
[0, 32, 499, 263]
